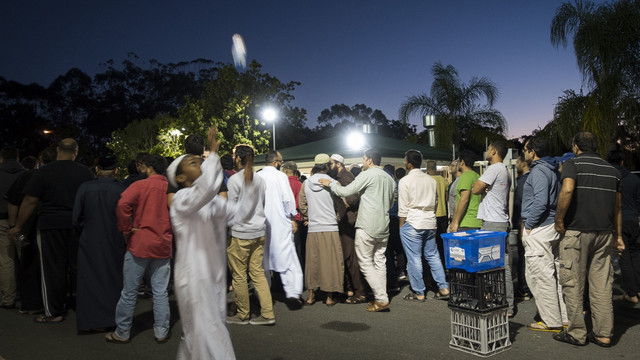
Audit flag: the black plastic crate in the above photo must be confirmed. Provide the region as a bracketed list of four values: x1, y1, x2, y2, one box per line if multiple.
[447, 267, 508, 313]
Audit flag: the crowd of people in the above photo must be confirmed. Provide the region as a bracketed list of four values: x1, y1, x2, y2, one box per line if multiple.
[0, 128, 637, 358]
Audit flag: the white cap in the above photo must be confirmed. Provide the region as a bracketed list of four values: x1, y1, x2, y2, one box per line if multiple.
[167, 154, 188, 189]
[330, 154, 344, 164]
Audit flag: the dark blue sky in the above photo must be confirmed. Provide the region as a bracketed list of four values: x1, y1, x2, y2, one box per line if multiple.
[1, 1, 602, 138]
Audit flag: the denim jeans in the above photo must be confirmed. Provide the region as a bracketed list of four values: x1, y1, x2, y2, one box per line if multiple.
[399, 223, 448, 295]
[115, 251, 170, 339]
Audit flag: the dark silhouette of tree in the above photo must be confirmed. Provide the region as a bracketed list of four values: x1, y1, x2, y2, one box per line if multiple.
[399, 62, 507, 151]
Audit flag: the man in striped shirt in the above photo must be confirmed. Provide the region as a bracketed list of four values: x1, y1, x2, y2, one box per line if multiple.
[553, 131, 625, 347]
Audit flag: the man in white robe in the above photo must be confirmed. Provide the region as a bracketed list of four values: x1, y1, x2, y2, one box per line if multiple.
[258, 150, 304, 309]
[167, 127, 258, 360]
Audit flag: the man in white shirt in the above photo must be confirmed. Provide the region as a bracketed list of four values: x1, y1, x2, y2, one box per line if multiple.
[472, 140, 515, 316]
[398, 150, 449, 301]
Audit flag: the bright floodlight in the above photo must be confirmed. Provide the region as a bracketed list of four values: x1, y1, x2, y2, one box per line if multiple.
[262, 108, 277, 122]
[347, 132, 366, 150]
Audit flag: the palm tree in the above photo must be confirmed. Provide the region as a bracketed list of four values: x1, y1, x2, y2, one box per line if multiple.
[399, 62, 506, 151]
[550, 0, 640, 154]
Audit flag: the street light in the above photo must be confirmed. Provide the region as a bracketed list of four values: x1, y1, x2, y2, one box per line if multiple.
[262, 108, 277, 150]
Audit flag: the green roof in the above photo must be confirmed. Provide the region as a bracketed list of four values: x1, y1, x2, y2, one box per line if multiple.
[257, 133, 453, 164]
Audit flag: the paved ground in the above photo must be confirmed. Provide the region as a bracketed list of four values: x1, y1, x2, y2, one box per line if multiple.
[1, 280, 639, 360]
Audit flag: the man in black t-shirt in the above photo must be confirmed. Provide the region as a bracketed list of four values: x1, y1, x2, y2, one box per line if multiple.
[553, 132, 625, 347]
[9, 139, 93, 323]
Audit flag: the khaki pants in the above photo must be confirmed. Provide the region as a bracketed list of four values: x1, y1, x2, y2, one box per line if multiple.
[0, 219, 16, 305]
[354, 229, 388, 304]
[227, 236, 274, 320]
[559, 230, 614, 342]
[523, 223, 567, 328]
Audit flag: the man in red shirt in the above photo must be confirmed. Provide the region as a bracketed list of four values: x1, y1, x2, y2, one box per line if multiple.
[106, 155, 173, 344]
[282, 161, 305, 267]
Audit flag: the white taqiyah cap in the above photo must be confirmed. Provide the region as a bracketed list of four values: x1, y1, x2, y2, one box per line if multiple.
[330, 154, 344, 164]
[167, 154, 188, 189]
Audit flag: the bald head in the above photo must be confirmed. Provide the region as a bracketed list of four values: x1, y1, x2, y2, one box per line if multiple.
[57, 138, 78, 160]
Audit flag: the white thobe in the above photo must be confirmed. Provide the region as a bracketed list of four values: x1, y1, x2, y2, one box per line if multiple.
[170, 154, 257, 360]
[257, 166, 303, 298]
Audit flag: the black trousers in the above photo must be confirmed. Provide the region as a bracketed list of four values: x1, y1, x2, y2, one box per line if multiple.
[37, 228, 79, 317]
[620, 220, 640, 296]
[17, 237, 43, 312]
[386, 216, 405, 286]
[339, 220, 367, 297]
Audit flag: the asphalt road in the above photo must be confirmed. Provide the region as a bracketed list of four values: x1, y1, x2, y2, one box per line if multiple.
[1, 280, 639, 360]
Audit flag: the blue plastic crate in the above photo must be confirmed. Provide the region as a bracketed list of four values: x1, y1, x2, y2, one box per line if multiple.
[441, 230, 506, 272]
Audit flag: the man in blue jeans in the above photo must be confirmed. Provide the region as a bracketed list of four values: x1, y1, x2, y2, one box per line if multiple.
[398, 150, 449, 301]
[106, 155, 173, 344]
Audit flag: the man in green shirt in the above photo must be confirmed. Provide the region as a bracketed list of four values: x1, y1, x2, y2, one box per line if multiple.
[319, 149, 395, 312]
[448, 151, 482, 232]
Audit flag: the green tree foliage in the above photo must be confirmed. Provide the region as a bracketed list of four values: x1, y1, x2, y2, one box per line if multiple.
[174, 61, 306, 154]
[107, 115, 168, 168]
[314, 103, 416, 140]
[550, 0, 640, 155]
[399, 62, 507, 152]
[106, 60, 305, 169]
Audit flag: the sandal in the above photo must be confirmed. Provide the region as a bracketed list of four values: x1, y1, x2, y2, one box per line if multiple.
[325, 298, 337, 307]
[345, 295, 368, 304]
[616, 294, 639, 304]
[434, 291, 449, 300]
[527, 321, 563, 333]
[403, 293, 426, 302]
[587, 332, 612, 348]
[105, 332, 130, 344]
[365, 301, 390, 312]
[33, 315, 64, 324]
[553, 331, 586, 346]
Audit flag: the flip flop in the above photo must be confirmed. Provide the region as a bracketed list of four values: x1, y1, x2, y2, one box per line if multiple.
[325, 299, 337, 307]
[434, 291, 449, 300]
[553, 331, 586, 346]
[527, 321, 563, 332]
[587, 332, 612, 348]
[105, 332, 130, 344]
[345, 295, 368, 304]
[33, 315, 63, 324]
[615, 294, 639, 304]
[403, 293, 426, 302]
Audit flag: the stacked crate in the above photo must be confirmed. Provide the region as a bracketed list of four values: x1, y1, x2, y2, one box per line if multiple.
[441, 230, 511, 357]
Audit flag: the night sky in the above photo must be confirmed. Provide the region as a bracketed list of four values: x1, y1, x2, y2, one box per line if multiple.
[1, 1, 603, 138]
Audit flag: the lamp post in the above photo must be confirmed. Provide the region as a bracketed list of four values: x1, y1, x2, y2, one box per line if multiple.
[262, 108, 277, 150]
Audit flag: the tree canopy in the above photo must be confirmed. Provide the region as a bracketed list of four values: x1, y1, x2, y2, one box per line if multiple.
[546, 0, 640, 155]
[399, 62, 507, 153]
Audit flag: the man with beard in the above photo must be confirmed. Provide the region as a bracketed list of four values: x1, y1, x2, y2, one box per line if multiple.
[299, 154, 344, 306]
[329, 154, 367, 304]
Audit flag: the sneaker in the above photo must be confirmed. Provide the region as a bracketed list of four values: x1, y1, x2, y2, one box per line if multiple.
[285, 297, 303, 310]
[249, 315, 276, 326]
[225, 314, 249, 325]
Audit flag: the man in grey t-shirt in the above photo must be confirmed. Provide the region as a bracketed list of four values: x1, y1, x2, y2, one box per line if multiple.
[472, 140, 515, 316]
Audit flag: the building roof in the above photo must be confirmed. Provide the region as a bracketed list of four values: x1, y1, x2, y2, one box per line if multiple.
[256, 133, 454, 169]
